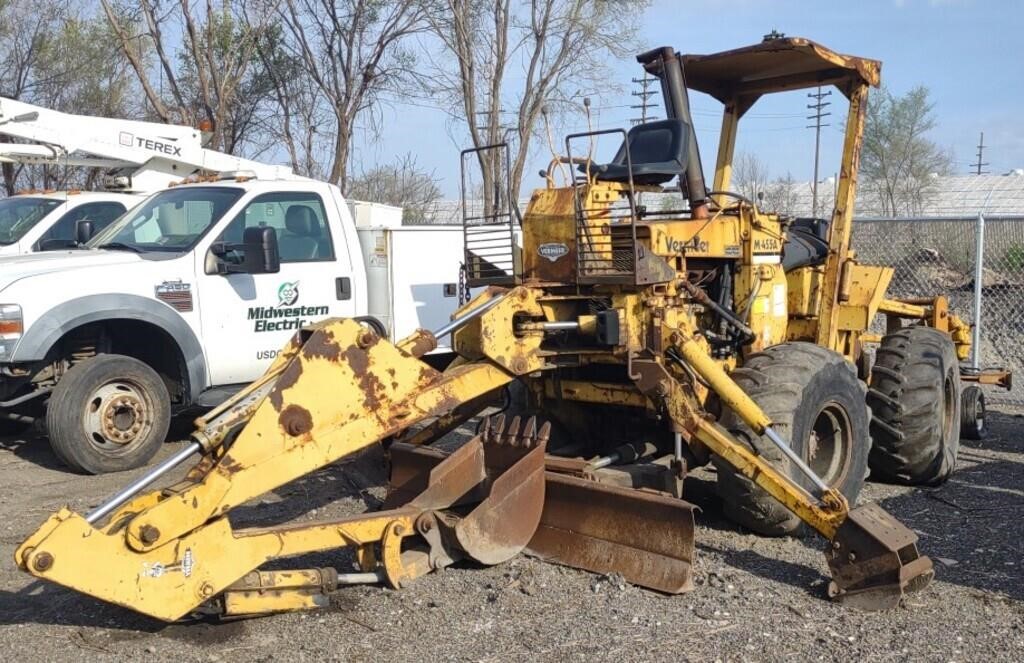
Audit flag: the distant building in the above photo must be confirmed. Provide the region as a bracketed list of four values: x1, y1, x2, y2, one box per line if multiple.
[422, 172, 1024, 224]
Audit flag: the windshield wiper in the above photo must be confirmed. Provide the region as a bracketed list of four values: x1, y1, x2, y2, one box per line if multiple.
[97, 242, 143, 253]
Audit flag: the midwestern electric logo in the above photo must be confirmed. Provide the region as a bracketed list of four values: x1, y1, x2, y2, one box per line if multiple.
[247, 280, 327, 332]
[248, 304, 329, 332]
[278, 281, 300, 307]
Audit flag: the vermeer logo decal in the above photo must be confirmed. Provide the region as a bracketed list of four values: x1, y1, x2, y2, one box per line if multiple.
[278, 281, 300, 307]
[537, 243, 569, 262]
[247, 281, 328, 332]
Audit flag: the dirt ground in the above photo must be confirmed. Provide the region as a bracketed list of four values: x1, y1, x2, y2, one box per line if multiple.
[0, 408, 1022, 662]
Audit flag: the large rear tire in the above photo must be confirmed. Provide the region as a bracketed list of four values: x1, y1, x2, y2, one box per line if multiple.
[867, 327, 961, 485]
[46, 354, 171, 474]
[714, 343, 870, 536]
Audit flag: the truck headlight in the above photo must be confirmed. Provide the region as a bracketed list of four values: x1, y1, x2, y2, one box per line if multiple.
[0, 304, 23, 361]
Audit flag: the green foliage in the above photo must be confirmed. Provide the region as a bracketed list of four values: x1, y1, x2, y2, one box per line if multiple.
[1004, 243, 1024, 272]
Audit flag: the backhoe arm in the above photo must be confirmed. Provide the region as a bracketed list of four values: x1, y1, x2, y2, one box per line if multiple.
[16, 314, 519, 620]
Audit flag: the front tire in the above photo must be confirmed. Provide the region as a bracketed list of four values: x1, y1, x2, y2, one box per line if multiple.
[46, 354, 171, 474]
[867, 327, 961, 485]
[713, 343, 871, 536]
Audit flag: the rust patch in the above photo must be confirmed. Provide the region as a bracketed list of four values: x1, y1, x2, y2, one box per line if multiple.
[417, 365, 440, 385]
[361, 372, 386, 411]
[341, 346, 370, 378]
[279, 404, 314, 437]
[269, 360, 303, 411]
[302, 330, 342, 361]
[219, 454, 245, 474]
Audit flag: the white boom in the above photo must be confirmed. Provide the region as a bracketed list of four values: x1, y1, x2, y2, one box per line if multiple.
[0, 97, 301, 192]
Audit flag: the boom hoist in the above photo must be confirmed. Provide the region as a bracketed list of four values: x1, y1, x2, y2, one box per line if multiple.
[17, 37, 953, 619]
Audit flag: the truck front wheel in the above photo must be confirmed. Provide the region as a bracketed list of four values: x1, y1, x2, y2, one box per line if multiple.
[46, 354, 171, 474]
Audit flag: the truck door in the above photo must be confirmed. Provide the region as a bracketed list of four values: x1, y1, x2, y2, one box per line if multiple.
[198, 189, 356, 386]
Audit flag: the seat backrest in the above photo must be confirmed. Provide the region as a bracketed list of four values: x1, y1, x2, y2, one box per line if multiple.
[613, 119, 688, 168]
[280, 205, 321, 260]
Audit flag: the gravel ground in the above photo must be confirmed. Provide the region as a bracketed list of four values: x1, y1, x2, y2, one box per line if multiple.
[0, 408, 1022, 662]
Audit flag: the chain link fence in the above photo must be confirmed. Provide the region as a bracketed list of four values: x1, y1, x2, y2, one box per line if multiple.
[853, 214, 1024, 404]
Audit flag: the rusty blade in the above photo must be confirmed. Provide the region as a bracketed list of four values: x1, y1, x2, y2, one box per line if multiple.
[455, 433, 547, 565]
[826, 502, 935, 610]
[527, 473, 696, 594]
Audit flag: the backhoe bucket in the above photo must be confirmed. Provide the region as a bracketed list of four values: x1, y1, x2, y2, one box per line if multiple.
[392, 415, 548, 567]
[389, 424, 696, 594]
[826, 503, 935, 610]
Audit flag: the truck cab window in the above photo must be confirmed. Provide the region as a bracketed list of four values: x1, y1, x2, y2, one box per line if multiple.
[0, 197, 64, 245]
[91, 187, 244, 252]
[218, 192, 335, 263]
[39, 202, 128, 245]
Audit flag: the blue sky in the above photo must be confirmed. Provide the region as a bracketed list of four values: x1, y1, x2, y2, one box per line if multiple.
[352, 0, 1024, 197]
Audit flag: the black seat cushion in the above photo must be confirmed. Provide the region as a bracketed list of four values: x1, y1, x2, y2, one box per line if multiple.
[782, 218, 830, 271]
[583, 119, 690, 186]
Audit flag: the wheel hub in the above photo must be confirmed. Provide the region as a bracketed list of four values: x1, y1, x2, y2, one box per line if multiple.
[808, 402, 852, 487]
[101, 394, 145, 444]
[84, 382, 153, 449]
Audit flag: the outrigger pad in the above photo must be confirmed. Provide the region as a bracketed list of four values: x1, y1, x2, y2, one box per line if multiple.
[826, 503, 935, 610]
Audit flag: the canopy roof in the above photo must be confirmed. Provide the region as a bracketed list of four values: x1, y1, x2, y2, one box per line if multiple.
[680, 37, 881, 103]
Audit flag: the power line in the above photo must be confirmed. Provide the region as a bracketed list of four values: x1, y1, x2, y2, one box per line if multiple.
[630, 76, 659, 126]
[807, 86, 831, 218]
[970, 131, 990, 175]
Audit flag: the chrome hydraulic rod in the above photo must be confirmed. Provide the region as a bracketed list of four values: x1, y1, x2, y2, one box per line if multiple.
[432, 292, 507, 339]
[85, 442, 201, 524]
[764, 427, 829, 493]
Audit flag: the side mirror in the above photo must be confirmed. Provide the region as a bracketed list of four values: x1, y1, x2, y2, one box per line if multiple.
[241, 226, 280, 274]
[209, 226, 280, 275]
[76, 219, 95, 245]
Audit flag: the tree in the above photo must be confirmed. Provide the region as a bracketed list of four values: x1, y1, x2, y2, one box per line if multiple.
[861, 85, 953, 216]
[99, 0, 279, 153]
[732, 151, 771, 203]
[761, 172, 799, 217]
[428, 0, 647, 212]
[274, 0, 430, 191]
[0, 0, 71, 194]
[347, 153, 442, 222]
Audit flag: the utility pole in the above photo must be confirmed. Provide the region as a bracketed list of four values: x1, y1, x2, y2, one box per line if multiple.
[970, 131, 989, 175]
[807, 86, 831, 218]
[630, 76, 659, 126]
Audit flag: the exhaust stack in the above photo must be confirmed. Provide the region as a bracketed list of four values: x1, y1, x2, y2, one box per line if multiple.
[637, 46, 709, 218]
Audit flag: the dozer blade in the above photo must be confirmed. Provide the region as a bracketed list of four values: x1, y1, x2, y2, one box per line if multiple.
[826, 503, 934, 610]
[389, 432, 696, 594]
[527, 473, 695, 594]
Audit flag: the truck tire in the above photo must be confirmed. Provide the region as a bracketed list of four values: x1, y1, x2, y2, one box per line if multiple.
[713, 343, 870, 536]
[959, 385, 986, 440]
[867, 327, 961, 486]
[46, 354, 171, 474]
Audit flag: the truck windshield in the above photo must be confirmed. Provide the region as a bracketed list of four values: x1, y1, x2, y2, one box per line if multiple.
[0, 197, 64, 245]
[90, 186, 244, 252]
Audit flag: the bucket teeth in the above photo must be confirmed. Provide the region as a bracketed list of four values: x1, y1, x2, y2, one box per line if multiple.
[480, 414, 545, 448]
[521, 416, 537, 445]
[504, 416, 522, 445]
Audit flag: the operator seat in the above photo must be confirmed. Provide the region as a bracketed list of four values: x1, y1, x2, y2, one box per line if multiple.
[280, 205, 322, 260]
[782, 217, 830, 271]
[584, 119, 690, 186]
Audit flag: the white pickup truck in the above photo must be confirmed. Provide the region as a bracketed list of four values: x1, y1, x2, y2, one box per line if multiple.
[0, 190, 139, 255]
[0, 174, 470, 473]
